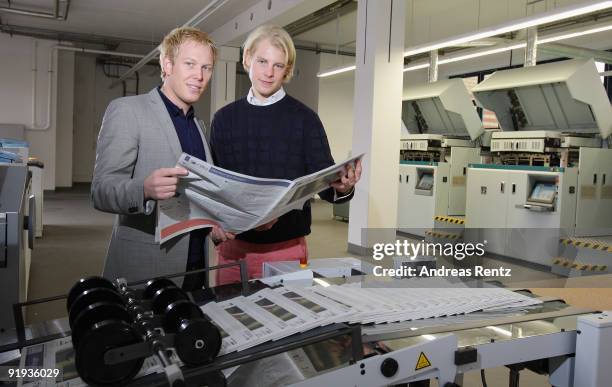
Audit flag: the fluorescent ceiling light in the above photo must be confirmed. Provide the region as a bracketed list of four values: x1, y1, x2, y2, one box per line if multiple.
[403, 0, 612, 57]
[538, 22, 612, 43]
[316, 64, 356, 78]
[319, 2, 612, 78]
[401, 20, 612, 72]
[403, 63, 430, 72]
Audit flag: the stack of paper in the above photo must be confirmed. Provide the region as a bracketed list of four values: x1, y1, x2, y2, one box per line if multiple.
[201, 284, 542, 355]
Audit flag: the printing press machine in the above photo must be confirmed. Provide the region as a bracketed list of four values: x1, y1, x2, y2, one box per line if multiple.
[0, 260, 611, 387]
[0, 163, 35, 337]
[465, 58, 612, 268]
[398, 78, 483, 237]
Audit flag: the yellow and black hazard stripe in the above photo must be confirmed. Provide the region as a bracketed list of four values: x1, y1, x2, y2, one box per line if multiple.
[433, 216, 465, 225]
[552, 257, 608, 272]
[560, 238, 612, 253]
[425, 230, 462, 240]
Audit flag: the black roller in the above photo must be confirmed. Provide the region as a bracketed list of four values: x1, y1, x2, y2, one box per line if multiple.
[163, 299, 203, 333]
[69, 287, 125, 328]
[175, 318, 222, 365]
[75, 319, 144, 387]
[72, 302, 130, 347]
[142, 278, 177, 300]
[151, 286, 188, 315]
[66, 276, 114, 311]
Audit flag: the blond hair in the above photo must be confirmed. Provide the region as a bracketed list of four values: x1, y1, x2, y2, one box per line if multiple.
[242, 25, 296, 82]
[159, 27, 217, 80]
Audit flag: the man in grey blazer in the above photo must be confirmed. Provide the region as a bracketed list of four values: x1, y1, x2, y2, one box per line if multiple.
[92, 27, 233, 290]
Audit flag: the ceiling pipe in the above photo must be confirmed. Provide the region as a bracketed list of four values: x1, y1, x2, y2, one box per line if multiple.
[0, 22, 154, 48]
[428, 50, 439, 82]
[109, 0, 230, 89]
[538, 41, 612, 64]
[0, 0, 70, 20]
[0, 7, 57, 19]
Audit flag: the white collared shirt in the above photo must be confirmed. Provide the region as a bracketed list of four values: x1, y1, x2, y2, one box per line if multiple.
[247, 87, 286, 106]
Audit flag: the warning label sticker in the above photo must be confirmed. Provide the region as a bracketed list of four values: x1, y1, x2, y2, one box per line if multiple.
[415, 352, 432, 370]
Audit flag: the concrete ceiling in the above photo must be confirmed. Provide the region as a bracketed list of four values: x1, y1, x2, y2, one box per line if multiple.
[293, 10, 357, 51]
[2, 0, 612, 59]
[0, 0, 262, 45]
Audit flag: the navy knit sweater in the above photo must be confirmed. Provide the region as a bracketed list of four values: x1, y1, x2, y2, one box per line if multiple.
[211, 94, 351, 244]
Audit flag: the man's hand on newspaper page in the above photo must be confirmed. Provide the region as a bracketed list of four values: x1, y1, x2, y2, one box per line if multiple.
[330, 158, 362, 194]
[211, 226, 236, 245]
[144, 167, 188, 200]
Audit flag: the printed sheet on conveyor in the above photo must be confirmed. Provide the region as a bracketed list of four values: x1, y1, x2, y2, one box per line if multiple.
[200, 284, 543, 354]
[155, 152, 363, 243]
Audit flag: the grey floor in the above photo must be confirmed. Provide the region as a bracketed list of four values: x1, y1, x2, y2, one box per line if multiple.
[27, 184, 554, 386]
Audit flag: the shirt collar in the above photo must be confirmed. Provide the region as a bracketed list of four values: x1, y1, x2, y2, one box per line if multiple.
[246, 87, 286, 106]
[157, 86, 195, 118]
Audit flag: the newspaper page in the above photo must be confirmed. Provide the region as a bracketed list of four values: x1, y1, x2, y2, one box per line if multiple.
[273, 287, 353, 328]
[253, 288, 326, 333]
[200, 302, 244, 355]
[245, 289, 318, 340]
[201, 298, 280, 354]
[156, 153, 363, 243]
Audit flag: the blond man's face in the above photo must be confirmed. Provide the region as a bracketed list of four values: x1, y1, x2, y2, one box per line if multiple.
[162, 40, 214, 110]
[245, 39, 289, 100]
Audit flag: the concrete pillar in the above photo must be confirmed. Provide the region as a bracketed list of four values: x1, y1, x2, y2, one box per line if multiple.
[348, 0, 406, 254]
[210, 46, 240, 119]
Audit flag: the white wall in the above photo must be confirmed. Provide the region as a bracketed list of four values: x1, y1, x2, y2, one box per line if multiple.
[0, 34, 75, 190]
[285, 49, 320, 112]
[318, 53, 356, 162]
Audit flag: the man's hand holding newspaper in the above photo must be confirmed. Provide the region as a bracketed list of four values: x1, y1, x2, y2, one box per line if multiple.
[156, 153, 364, 244]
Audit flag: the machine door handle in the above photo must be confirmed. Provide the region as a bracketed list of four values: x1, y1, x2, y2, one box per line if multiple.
[500, 182, 505, 193]
[593, 173, 597, 185]
[603, 174, 606, 185]
[512, 183, 516, 194]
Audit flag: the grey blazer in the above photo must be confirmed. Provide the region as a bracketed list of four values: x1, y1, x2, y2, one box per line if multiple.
[92, 88, 213, 286]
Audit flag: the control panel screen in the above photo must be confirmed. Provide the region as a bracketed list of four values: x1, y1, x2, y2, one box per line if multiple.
[416, 173, 434, 191]
[529, 182, 556, 204]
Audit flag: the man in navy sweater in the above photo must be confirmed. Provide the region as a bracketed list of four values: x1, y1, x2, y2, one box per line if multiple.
[210, 24, 361, 285]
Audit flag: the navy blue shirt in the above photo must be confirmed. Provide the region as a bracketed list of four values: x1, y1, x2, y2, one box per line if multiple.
[158, 88, 209, 265]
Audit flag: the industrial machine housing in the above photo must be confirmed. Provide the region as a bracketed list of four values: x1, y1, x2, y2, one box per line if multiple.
[397, 78, 484, 236]
[465, 58, 612, 267]
[0, 164, 35, 335]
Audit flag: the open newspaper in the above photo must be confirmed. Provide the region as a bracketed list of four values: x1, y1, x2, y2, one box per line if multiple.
[156, 152, 363, 243]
